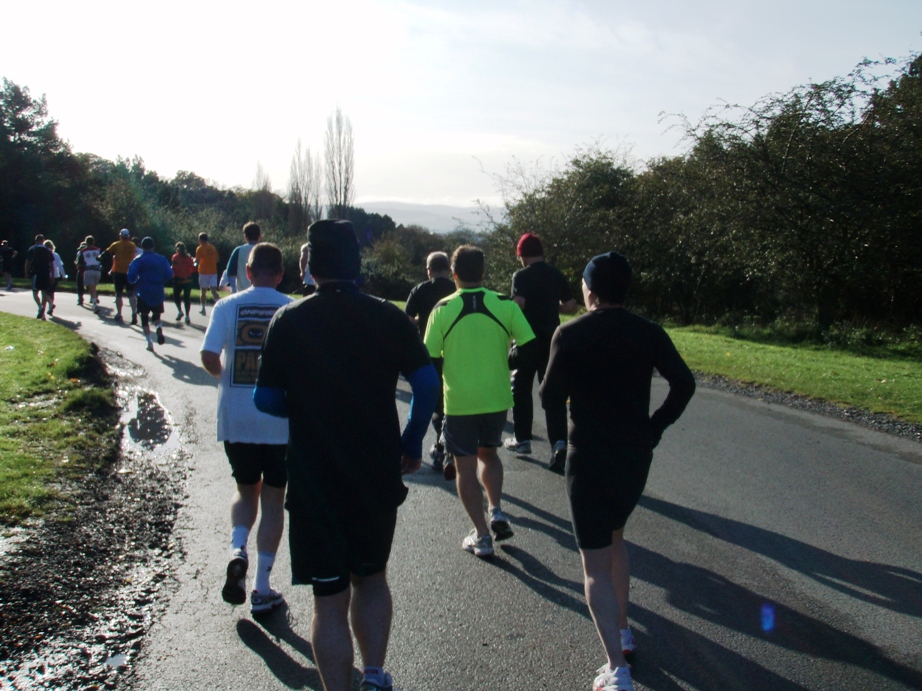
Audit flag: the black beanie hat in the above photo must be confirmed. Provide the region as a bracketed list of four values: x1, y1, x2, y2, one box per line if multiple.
[583, 252, 632, 303]
[307, 220, 361, 281]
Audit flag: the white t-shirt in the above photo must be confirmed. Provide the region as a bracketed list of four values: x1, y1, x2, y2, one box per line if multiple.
[201, 286, 294, 443]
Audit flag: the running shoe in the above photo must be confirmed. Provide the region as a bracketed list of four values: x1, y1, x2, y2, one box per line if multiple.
[130, 312, 138, 326]
[593, 664, 634, 691]
[250, 589, 284, 614]
[47, 303, 54, 316]
[36, 309, 45, 320]
[113, 314, 123, 323]
[489, 507, 514, 541]
[146, 341, 154, 352]
[461, 530, 494, 558]
[200, 307, 206, 315]
[503, 437, 531, 454]
[548, 440, 567, 475]
[442, 455, 456, 481]
[222, 549, 248, 605]
[156, 327, 165, 345]
[184, 317, 191, 325]
[176, 311, 183, 321]
[621, 627, 636, 662]
[77, 299, 84, 306]
[92, 301, 99, 314]
[358, 672, 393, 691]
[5, 283, 12, 290]
[429, 443, 445, 472]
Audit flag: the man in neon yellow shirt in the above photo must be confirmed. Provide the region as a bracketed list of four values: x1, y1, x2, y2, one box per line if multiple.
[424, 245, 535, 558]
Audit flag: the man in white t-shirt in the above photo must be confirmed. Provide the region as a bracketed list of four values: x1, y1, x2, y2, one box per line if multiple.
[200, 243, 294, 615]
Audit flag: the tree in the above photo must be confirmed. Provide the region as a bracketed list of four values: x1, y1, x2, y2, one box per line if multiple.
[287, 139, 324, 235]
[250, 161, 277, 222]
[324, 107, 354, 219]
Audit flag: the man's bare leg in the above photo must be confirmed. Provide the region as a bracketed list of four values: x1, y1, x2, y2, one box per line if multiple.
[581, 543, 629, 670]
[312, 588, 354, 691]
[350, 571, 392, 669]
[454, 453, 489, 535]
[477, 446, 504, 511]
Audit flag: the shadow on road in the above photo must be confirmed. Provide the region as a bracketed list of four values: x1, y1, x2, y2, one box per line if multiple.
[157, 353, 216, 386]
[635, 496, 922, 688]
[236, 607, 324, 690]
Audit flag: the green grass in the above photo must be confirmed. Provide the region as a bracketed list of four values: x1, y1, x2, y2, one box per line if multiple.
[668, 325, 922, 424]
[0, 312, 119, 524]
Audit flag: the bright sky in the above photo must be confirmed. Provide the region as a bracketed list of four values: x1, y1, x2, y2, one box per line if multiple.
[3, 1, 920, 207]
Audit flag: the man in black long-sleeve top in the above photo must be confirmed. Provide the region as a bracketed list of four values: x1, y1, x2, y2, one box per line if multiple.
[540, 251, 695, 691]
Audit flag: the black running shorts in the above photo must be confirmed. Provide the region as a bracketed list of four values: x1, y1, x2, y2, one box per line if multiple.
[223, 442, 288, 488]
[113, 272, 136, 296]
[287, 502, 397, 597]
[442, 410, 506, 457]
[566, 445, 653, 550]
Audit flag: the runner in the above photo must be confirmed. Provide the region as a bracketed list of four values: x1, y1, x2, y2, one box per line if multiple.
[102, 229, 138, 324]
[74, 239, 87, 305]
[200, 243, 293, 615]
[194, 233, 220, 316]
[171, 242, 195, 324]
[0, 240, 15, 290]
[225, 222, 262, 293]
[405, 251, 456, 477]
[540, 252, 695, 691]
[424, 245, 535, 558]
[255, 220, 438, 691]
[297, 234, 317, 296]
[127, 237, 173, 352]
[23, 235, 54, 319]
[78, 237, 103, 313]
[43, 240, 66, 316]
[503, 233, 577, 473]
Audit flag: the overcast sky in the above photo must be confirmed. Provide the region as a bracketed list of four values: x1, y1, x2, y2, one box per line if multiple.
[3, 1, 920, 207]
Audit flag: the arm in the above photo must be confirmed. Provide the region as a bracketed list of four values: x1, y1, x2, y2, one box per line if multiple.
[253, 386, 288, 418]
[649, 331, 696, 447]
[513, 295, 526, 310]
[539, 328, 569, 410]
[200, 350, 222, 377]
[400, 363, 440, 473]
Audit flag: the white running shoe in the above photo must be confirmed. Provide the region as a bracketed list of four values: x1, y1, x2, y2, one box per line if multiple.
[621, 627, 636, 661]
[593, 664, 634, 691]
[250, 588, 284, 614]
[502, 437, 531, 454]
[461, 530, 494, 558]
[489, 507, 514, 542]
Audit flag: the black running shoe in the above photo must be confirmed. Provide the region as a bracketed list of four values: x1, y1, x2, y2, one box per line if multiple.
[548, 440, 567, 475]
[156, 328, 165, 345]
[222, 550, 248, 605]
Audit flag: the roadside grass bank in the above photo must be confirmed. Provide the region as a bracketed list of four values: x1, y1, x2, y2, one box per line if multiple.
[0, 311, 120, 523]
[668, 325, 922, 425]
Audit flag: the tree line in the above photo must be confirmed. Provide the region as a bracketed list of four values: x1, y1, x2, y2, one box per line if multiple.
[3, 53, 921, 329]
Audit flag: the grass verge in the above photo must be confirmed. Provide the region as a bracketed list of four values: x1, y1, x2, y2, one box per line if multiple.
[0, 312, 119, 524]
[668, 325, 922, 424]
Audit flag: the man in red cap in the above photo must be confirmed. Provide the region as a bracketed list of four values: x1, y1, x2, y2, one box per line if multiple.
[503, 233, 577, 472]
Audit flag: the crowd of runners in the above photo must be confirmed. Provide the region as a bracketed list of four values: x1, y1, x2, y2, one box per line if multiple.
[4, 218, 696, 691]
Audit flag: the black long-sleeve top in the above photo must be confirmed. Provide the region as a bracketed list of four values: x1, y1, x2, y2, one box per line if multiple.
[540, 307, 696, 451]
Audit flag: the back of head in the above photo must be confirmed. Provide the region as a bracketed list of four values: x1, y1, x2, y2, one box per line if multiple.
[247, 242, 284, 280]
[243, 222, 261, 243]
[141, 236, 155, 250]
[516, 233, 543, 258]
[34, 234, 44, 244]
[44, 240, 55, 251]
[451, 245, 485, 284]
[307, 220, 361, 281]
[583, 252, 632, 304]
[427, 251, 450, 274]
[175, 241, 187, 256]
[198, 232, 209, 243]
[119, 228, 130, 239]
[85, 236, 95, 246]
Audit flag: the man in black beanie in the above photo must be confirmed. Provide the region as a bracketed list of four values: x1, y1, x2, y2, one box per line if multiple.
[540, 251, 695, 691]
[254, 219, 439, 691]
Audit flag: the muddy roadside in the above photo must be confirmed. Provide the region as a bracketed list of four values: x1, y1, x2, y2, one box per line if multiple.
[1, 350, 188, 691]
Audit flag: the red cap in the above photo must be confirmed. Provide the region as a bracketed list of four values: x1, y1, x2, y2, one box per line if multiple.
[516, 233, 543, 257]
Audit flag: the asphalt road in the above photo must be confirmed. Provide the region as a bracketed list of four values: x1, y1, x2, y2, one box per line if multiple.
[2, 288, 921, 691]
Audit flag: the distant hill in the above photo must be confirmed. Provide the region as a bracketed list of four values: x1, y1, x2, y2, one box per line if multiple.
[358, 201, 488, 233]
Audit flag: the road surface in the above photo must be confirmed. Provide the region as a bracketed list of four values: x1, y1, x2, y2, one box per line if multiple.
[2, 289, 921, 690]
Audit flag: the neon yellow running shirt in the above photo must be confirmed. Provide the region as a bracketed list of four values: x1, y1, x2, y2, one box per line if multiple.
[425, 287, 535, 415]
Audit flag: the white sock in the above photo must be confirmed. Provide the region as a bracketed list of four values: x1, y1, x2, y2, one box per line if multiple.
[254, 552, 276, 594]
[230, 525, 250, 553]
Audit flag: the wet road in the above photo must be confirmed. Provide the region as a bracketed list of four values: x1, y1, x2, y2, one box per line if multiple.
[2, 289, 921, 691]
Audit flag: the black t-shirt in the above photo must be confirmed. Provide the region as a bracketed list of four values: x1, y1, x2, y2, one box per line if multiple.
[257, 281, 432, 509]
[511, 261, 573, 339]
[26, 244, 53, 277]
[540, 308, 695, 452]
[0, 246, 16, 271]
[405, 276, 456, 335]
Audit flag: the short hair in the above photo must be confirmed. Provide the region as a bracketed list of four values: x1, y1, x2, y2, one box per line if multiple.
[198, 232, 208, 242]
[34, 234, 44, 243]
[451, 245, 485, 283]
[427, 251, 450, 273]
[243, 222, 261, 242]
[85, 235, 95, 245]
[44, 239, 55, 250]
[141, 236, 155, 250]
[247, 242, 283, 279]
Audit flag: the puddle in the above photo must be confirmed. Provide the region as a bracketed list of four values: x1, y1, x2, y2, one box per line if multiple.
[104, 653, 128, 668]
[122, 391, 172, 450]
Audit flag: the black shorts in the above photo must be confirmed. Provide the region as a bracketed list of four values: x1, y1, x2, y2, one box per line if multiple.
[31, 274, 53, 292]
[223, 442, 288, 488]
[136, 297, 165, 320]
[442, 410, 506, 456]
[287, 498, 397, 597]
[566, 445, 653, 550]
[113, 273, 136, 296]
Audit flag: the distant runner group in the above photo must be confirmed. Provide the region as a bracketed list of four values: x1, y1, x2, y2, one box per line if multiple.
[6, 218, 696, 691]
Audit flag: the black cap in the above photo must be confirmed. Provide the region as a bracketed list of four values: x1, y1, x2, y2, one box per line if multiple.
[583, 252, 632, 303]
[141, 236, 155, 250]
[307, 220, 361, 280]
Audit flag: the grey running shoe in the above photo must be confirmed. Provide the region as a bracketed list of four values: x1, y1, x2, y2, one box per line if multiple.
[184, 316, 191, 325]
[462, 530, 494, 558]
[548, 440, 567, 475]
[429, 443, 445, 472]
[199, 307, 206, 315]
[489, 507, 514, 541]
[250, 589, 284, 615]
[621, 627, 636, 662]
[176, 311, 183, 321]
[358, 672, 393, 691]
[222, 550, 248, 605]
[503, 437, 531, 454]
